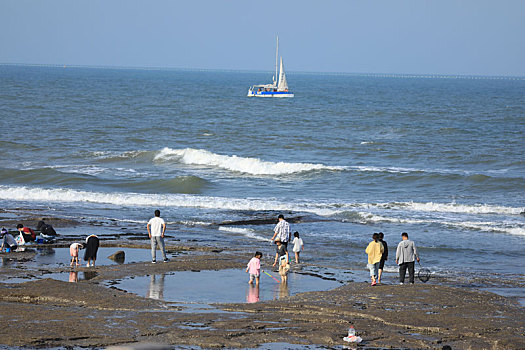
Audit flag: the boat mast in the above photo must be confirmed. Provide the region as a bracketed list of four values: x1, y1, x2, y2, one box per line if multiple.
[275, 35, 279, 86]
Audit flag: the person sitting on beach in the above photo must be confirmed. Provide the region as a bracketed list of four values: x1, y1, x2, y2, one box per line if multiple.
[291, 231, 304, 263]
[395, 232, 419, 284]
[17, 224, 35, 242]
[365, 233, 384, 286]
[377, 232, 388, 284]
[36, 219, 57, 236]
[271, 214, 291, 250]
[70, 242, 83, 267]
[84, 234, 100, 267]
[272, 238, 290, 284]
[246, 251, 262, 285]
[1, 231, 18, 252]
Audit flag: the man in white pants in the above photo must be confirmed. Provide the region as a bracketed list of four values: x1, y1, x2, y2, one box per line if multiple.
[147, 209, 169, 263]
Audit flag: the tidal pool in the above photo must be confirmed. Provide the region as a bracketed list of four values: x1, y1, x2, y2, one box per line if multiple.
[106, 269, 342, 304]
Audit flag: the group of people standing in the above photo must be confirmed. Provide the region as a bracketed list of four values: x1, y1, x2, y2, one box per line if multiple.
[246, 214, 304, 285]
[3, 211, 421, 289]
[366, 232, 420, 285]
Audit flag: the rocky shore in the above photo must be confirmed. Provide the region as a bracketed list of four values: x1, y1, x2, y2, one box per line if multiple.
[0, 240, 523, 349]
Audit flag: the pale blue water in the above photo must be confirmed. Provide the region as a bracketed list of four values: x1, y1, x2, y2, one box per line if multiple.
[0, 65, 524, 293]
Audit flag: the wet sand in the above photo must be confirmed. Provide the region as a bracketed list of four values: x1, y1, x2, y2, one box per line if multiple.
[0, 241, 524, 349]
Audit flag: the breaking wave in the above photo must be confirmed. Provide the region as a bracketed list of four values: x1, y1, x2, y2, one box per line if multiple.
[82, 148, 523, 182]
[218, 227, 269, 242]
[0, 185, 522, 236]
[153, 147, 345, 175]
[336, 211, 525, 236]
[0, 185, 521, 217]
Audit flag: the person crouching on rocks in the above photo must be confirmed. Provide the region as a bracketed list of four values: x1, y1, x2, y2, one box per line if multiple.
[1, 230, 18, 252]
[273, 238, 290, 284]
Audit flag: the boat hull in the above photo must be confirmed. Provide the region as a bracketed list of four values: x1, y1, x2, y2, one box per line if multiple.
[247, 90, 294, 98]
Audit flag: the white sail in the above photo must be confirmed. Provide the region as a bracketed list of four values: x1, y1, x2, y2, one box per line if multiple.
[277, 57, 288, 91]
[274, 36, 279, 86]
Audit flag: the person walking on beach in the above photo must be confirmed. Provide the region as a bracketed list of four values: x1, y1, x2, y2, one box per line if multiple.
[365, 233, 384, 286]
[271, 214, 291, 250]
[377, 232, 388, 284]
[83, 234, 100, 267]
[272, 238, 290, 284]
[147, 209, 169, 263]
[246, 251, 262, 285]
[291, 231, 304, 263]
[395, 232, 419, 284]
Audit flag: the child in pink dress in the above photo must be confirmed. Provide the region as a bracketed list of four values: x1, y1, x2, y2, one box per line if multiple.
[246, 251, 262, 285]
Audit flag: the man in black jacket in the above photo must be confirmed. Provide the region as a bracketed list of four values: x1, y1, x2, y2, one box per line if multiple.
[377, 232, 388, 284]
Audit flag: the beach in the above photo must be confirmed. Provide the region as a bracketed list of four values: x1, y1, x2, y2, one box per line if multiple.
[0, 66, 524, 348]
[0, 215, 524, 349]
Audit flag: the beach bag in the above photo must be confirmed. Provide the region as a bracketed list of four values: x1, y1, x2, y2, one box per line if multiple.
[15, 233, 26, 246]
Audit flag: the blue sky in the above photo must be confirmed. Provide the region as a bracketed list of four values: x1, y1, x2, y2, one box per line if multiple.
[1, 0, 524, 76]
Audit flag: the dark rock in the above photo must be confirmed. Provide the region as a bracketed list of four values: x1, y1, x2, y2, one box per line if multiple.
[108, 251, 125, 263]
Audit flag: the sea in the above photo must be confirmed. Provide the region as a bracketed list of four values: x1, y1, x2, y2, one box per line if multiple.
[0, 65, 524, 300]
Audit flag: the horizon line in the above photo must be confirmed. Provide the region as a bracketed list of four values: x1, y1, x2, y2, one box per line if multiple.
[1, 62, 524, 80]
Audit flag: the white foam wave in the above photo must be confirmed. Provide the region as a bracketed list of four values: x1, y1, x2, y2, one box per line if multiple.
[1, 185, 521, 217]
[0, 185, 326, 214]
[180, 220, 213, 227]
[153, 147, 345, 175]
[386, 201, 523, 216]
[89, 150, 148, 160]
[46, 165, 140, 177]
[355, 212, 525, 236]
[0, 185, 522, 236]
[348, 165, 422, 174]
[218, 227, 269, 242]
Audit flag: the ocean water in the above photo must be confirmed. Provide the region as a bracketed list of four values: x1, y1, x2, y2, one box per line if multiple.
[0, 65, 524, 290]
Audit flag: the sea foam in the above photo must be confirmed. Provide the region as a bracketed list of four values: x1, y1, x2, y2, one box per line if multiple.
[1, 185, 521, 217]
[153, 147, 345, 175]
[347, 211, 525, 236]
[1, 185, 523, 236]
[218, 226, 269, 242]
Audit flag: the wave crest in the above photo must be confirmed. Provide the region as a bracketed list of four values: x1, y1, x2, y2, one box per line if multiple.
[0, 185, 523, 236]
[153, 148, 344, 175]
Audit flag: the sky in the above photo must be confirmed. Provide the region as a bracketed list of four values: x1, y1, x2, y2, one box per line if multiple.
[1, 0, 524, 76]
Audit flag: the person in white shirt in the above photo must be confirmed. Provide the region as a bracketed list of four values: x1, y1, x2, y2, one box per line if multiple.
[291, 231, 304, 263]
[270, 214, 291, 250]
[147, 209, 169, 263]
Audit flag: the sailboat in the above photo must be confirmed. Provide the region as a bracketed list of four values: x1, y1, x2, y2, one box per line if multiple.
[247, 36, 294, 98]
